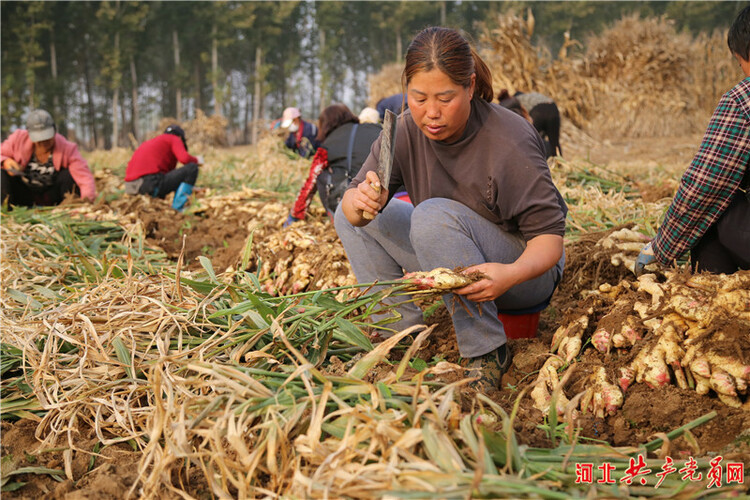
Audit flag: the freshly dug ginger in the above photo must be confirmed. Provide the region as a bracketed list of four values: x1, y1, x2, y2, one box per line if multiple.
[580, 367, 624, 418]
[636, 273, 665, 308]
[623, 342, 671, 390]
[530, 357, 572, 417]
[552, 313, 590, 362]
[400, 267, 485, 291]
[611, 316, 642, 349]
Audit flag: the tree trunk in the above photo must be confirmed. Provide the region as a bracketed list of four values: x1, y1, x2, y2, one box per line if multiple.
[194, 64, 202, 115]
[319, 29, 326, 115]
[83, 34, 98, 149]
[103, 93, 112, 149]
[112, 89, 119, 148]
[396, 31, 402, 62]
[226, 74, 233, 144]
[130, 55, 139, 142]
[50, 38, 59, 115]
[120, 89, 127, 147]
[112, 31, 120, 148]
[173, 29, 182, 121]
[28, 52, 36, 109]
[244, 93, 251, 144]
[50, 36, 69, 137]
[440, 1, 446, 25]
[26, 8, 36, 109]
[251, 46, 262, 145]
[212, 23, 221, 116]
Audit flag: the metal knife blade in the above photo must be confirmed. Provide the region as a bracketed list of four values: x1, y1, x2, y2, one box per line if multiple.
[363, 109, 397, 219]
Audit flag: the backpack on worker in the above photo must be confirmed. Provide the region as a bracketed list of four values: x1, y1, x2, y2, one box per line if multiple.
[316, 122, 381, 216]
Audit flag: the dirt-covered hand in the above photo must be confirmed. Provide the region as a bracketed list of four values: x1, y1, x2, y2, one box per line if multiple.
[635, 241, 656, 277]
[454, 263, 515, 302]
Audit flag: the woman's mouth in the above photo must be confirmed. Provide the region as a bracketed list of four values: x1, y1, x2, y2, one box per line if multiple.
[425, 124, 444, 135]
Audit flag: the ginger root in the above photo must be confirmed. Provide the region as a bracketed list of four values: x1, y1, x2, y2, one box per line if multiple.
[580, 366, 624, 418]
[636, 273, 665, 309]
[400, 267, 485, 291]
[551, 312, 591, 362]
[548, 269, 750, 411]
[530, 357, 572, 417]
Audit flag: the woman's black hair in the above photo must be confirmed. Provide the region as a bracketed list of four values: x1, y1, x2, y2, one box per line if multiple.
[402, 27, 494, 102]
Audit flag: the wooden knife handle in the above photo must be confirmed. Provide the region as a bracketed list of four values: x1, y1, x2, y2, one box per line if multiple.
[362, 182, 381, 220]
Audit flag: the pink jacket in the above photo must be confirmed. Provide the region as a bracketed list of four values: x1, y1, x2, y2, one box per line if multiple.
[1, 130, 97, 201]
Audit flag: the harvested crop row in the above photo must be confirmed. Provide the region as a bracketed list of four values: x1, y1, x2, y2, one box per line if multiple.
[532, 231, 750, 420]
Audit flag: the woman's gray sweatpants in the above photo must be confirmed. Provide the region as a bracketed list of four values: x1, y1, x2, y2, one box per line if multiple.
[334, 197, 564, 358]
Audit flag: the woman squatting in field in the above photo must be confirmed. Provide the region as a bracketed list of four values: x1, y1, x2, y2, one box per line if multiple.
[334, 27, 567, 392]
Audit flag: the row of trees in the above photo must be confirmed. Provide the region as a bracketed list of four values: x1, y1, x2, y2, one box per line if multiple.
[1, 1, 741, 150]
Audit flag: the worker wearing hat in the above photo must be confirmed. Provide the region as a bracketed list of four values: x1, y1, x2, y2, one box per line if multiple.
[124, 124, 204, 212]
[280, 107, 320, 159]
[375, 93, 408, 121]
[358, 107, 380, 124]
[1, 109, 96, 207]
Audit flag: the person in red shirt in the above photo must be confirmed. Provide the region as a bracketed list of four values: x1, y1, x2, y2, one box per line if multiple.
[125, 125, 204, 211]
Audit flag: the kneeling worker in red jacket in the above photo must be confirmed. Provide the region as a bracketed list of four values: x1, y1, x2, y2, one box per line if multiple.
[1, 109, 96, 207]
[125, 125, 204, 211]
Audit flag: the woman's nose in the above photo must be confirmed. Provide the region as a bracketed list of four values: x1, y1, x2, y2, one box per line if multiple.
[425, 101, 440, 119]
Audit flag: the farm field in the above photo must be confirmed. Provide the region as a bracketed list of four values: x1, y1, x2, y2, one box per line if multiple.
[3, 10, 750, 499]
[3, 126, 750, 499]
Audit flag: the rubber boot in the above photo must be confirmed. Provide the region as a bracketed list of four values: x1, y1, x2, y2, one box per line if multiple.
[172, 182, 193, 212]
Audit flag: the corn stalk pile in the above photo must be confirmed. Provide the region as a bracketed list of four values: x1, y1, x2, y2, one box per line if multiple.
[2, 209, 741, 498]
[530, 228, 750, 421]
[227, 133, 314, 176]
[582, 15, 709, 139]
[474, 12, 741, 138]
[366, 62, 403, 108]
[154, 109, 229, 149]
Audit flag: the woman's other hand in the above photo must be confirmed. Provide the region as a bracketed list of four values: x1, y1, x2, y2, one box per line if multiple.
[454, 263, 517, 302]
[455, 234, 563, 303]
